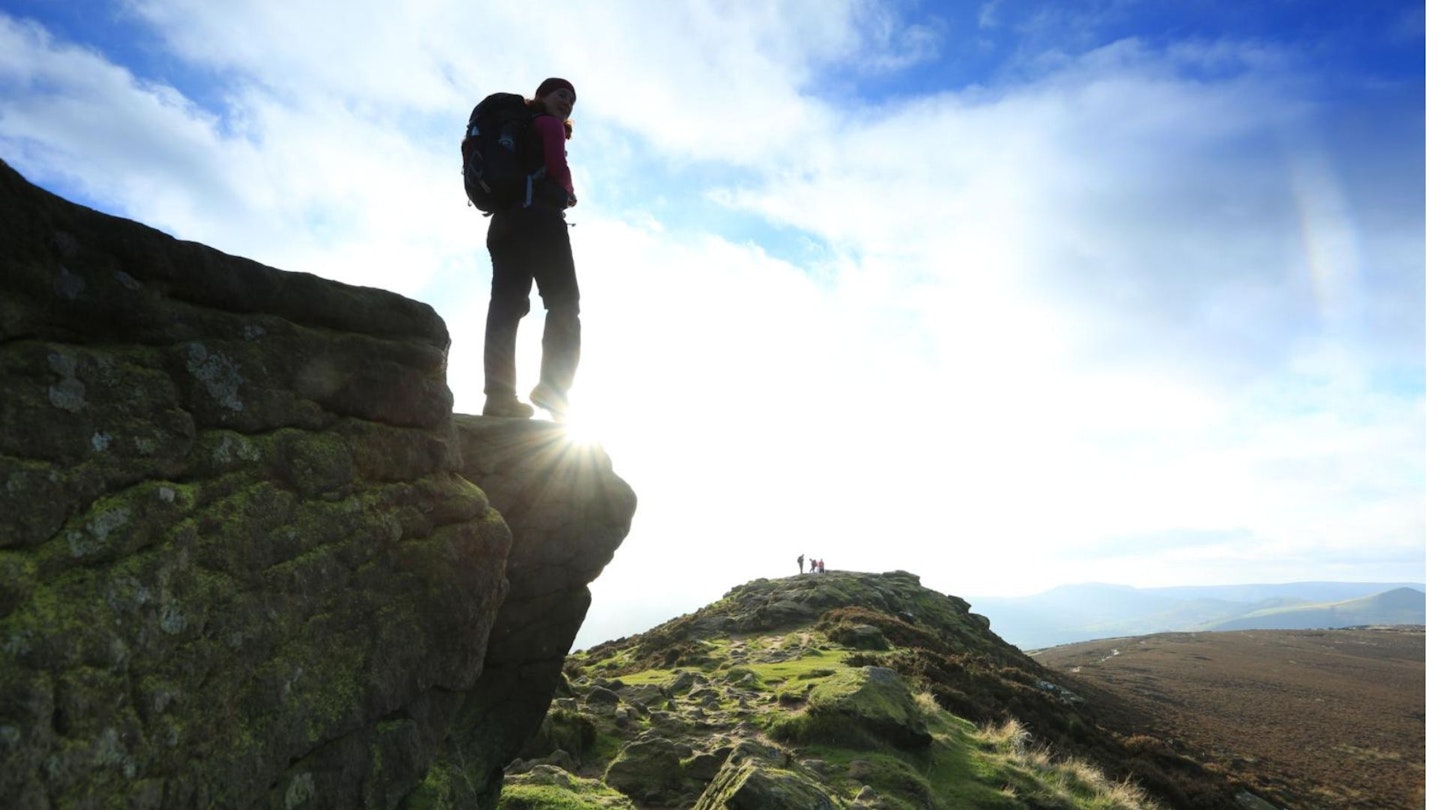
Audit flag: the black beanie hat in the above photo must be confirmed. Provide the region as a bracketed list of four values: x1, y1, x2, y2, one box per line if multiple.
[535, 77, 576, 100]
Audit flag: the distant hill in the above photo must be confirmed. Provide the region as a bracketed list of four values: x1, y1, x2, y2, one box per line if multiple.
[1204, 586, 1425, 631]
[971, 582, 1426, 650]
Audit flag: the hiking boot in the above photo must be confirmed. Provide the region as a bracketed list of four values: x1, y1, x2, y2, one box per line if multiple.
[528, 384, 569, 422]
[482, 398, 534, 418]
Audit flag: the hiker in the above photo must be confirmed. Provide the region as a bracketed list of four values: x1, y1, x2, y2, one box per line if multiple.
[818, 559, 826, 573]
[482, 77, 581, 421]
[809, 558, 817, 573]
[796, 554, 805, 575]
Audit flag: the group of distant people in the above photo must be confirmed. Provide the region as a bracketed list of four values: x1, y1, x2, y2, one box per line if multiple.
[796, 554, 826, 574]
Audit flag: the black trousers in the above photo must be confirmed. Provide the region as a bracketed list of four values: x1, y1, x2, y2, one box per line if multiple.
[483, 206, 581, 402]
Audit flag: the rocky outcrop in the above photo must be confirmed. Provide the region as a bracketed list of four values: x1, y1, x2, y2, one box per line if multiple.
[0, 160, 633, 807]
[412, 418, 636, 806]
[526, 572, 1264, 809]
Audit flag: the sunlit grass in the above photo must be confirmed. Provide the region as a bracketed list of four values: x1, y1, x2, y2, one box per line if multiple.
[972, 719, 1160, 810]
[561, 599, 1165, 809]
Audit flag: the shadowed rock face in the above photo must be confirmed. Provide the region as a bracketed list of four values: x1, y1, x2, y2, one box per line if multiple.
[0, 160, 634, 808]
[418, 417, 637, 807]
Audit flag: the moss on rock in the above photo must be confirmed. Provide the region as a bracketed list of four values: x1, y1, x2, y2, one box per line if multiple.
[501, 765, 635, 809]
[694, 744, 844, 810]
[779, 666, 932, 751]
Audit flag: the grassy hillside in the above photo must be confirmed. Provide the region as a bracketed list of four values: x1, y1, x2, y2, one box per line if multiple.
[498, 571, 1270, 809]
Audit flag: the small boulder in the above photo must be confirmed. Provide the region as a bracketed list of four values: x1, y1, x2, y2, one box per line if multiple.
[603, 737, 691, 804]
[667, 670, 704, 693]
[585, 686, 621, 707]
[619, 682, 668, 707]
[501, 765, 636, 809]
[694, 743, 843, 810]
[806, 667, 931, 750]
[724, 667, 761, 689]
[681, 749, 727, 783]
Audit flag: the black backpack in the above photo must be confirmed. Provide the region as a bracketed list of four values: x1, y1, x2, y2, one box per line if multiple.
[461, 93, 546, 213]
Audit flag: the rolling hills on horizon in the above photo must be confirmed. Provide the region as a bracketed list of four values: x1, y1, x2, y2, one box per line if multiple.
[969, 581, 1425, 650]
[1204, 586, 1424, 631]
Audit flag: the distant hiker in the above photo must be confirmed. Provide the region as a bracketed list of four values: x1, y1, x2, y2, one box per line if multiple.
[818, 559, 826, 573]
[809, 558, 817, 573]
[477, 77, 581, 421]
[796, 554, 805, 575]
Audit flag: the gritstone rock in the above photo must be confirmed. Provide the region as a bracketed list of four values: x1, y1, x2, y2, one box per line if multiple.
[0, 159, 635, 809]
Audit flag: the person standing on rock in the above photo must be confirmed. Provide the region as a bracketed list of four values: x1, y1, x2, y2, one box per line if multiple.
[796, 553, 805, 575]
[482, 77, 581, 422]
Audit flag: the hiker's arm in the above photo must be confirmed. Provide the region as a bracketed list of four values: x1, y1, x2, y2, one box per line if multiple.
[534, 115, 574, 202]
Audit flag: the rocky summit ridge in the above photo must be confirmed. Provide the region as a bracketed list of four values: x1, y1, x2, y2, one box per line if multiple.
[0, 159, 635, 808]
[504, 571, 1276, 810]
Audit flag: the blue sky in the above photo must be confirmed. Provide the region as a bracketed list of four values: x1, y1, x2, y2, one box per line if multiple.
[0, 1, 1425, 649]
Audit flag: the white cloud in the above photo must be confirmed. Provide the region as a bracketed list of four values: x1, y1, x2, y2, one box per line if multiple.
[0, 2, 1422, 649]
[0, 17, 239, 214]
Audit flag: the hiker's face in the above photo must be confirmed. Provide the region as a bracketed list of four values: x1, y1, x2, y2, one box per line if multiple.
[542, 88, 575, 119]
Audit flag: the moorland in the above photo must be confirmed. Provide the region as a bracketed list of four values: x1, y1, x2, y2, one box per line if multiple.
[1033, 627, 1425, 809]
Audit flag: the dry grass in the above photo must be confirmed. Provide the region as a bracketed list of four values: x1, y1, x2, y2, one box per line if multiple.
[976, 717, 1032, 755]
[975, 719, 1161, 810]
[1034, 627, 1425, 810]
[913, 688, 942, 717]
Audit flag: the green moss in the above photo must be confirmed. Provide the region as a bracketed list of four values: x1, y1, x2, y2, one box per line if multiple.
[836, 750, 937, 809]
[767, 711, 1028, 810]
[521, 709, 598, 761]
[747, 648, 849, 684]
[296, 631, 365, 737]
[766, 709, 876, 749]
[403, 761, 471, 810]
[1, 566, 115, 668]
[613, 668, 679, 686]
[551, 572, 1173, 810]
[276, 430, 357, 496]
[806, 667, 921, 733]
[498, 771, 635, 809]
[757, 667, 1090, 807]
[909, 712, 1027, 808]
[589, 730, 626, 768]
[722, 666, 758, 685]
[580, 651, 633, 674]
[498, 785, 597, 810]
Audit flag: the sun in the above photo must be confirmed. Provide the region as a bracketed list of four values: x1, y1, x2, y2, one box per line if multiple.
[552, 388, 616, 449]
[557, 408, 603, 446]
